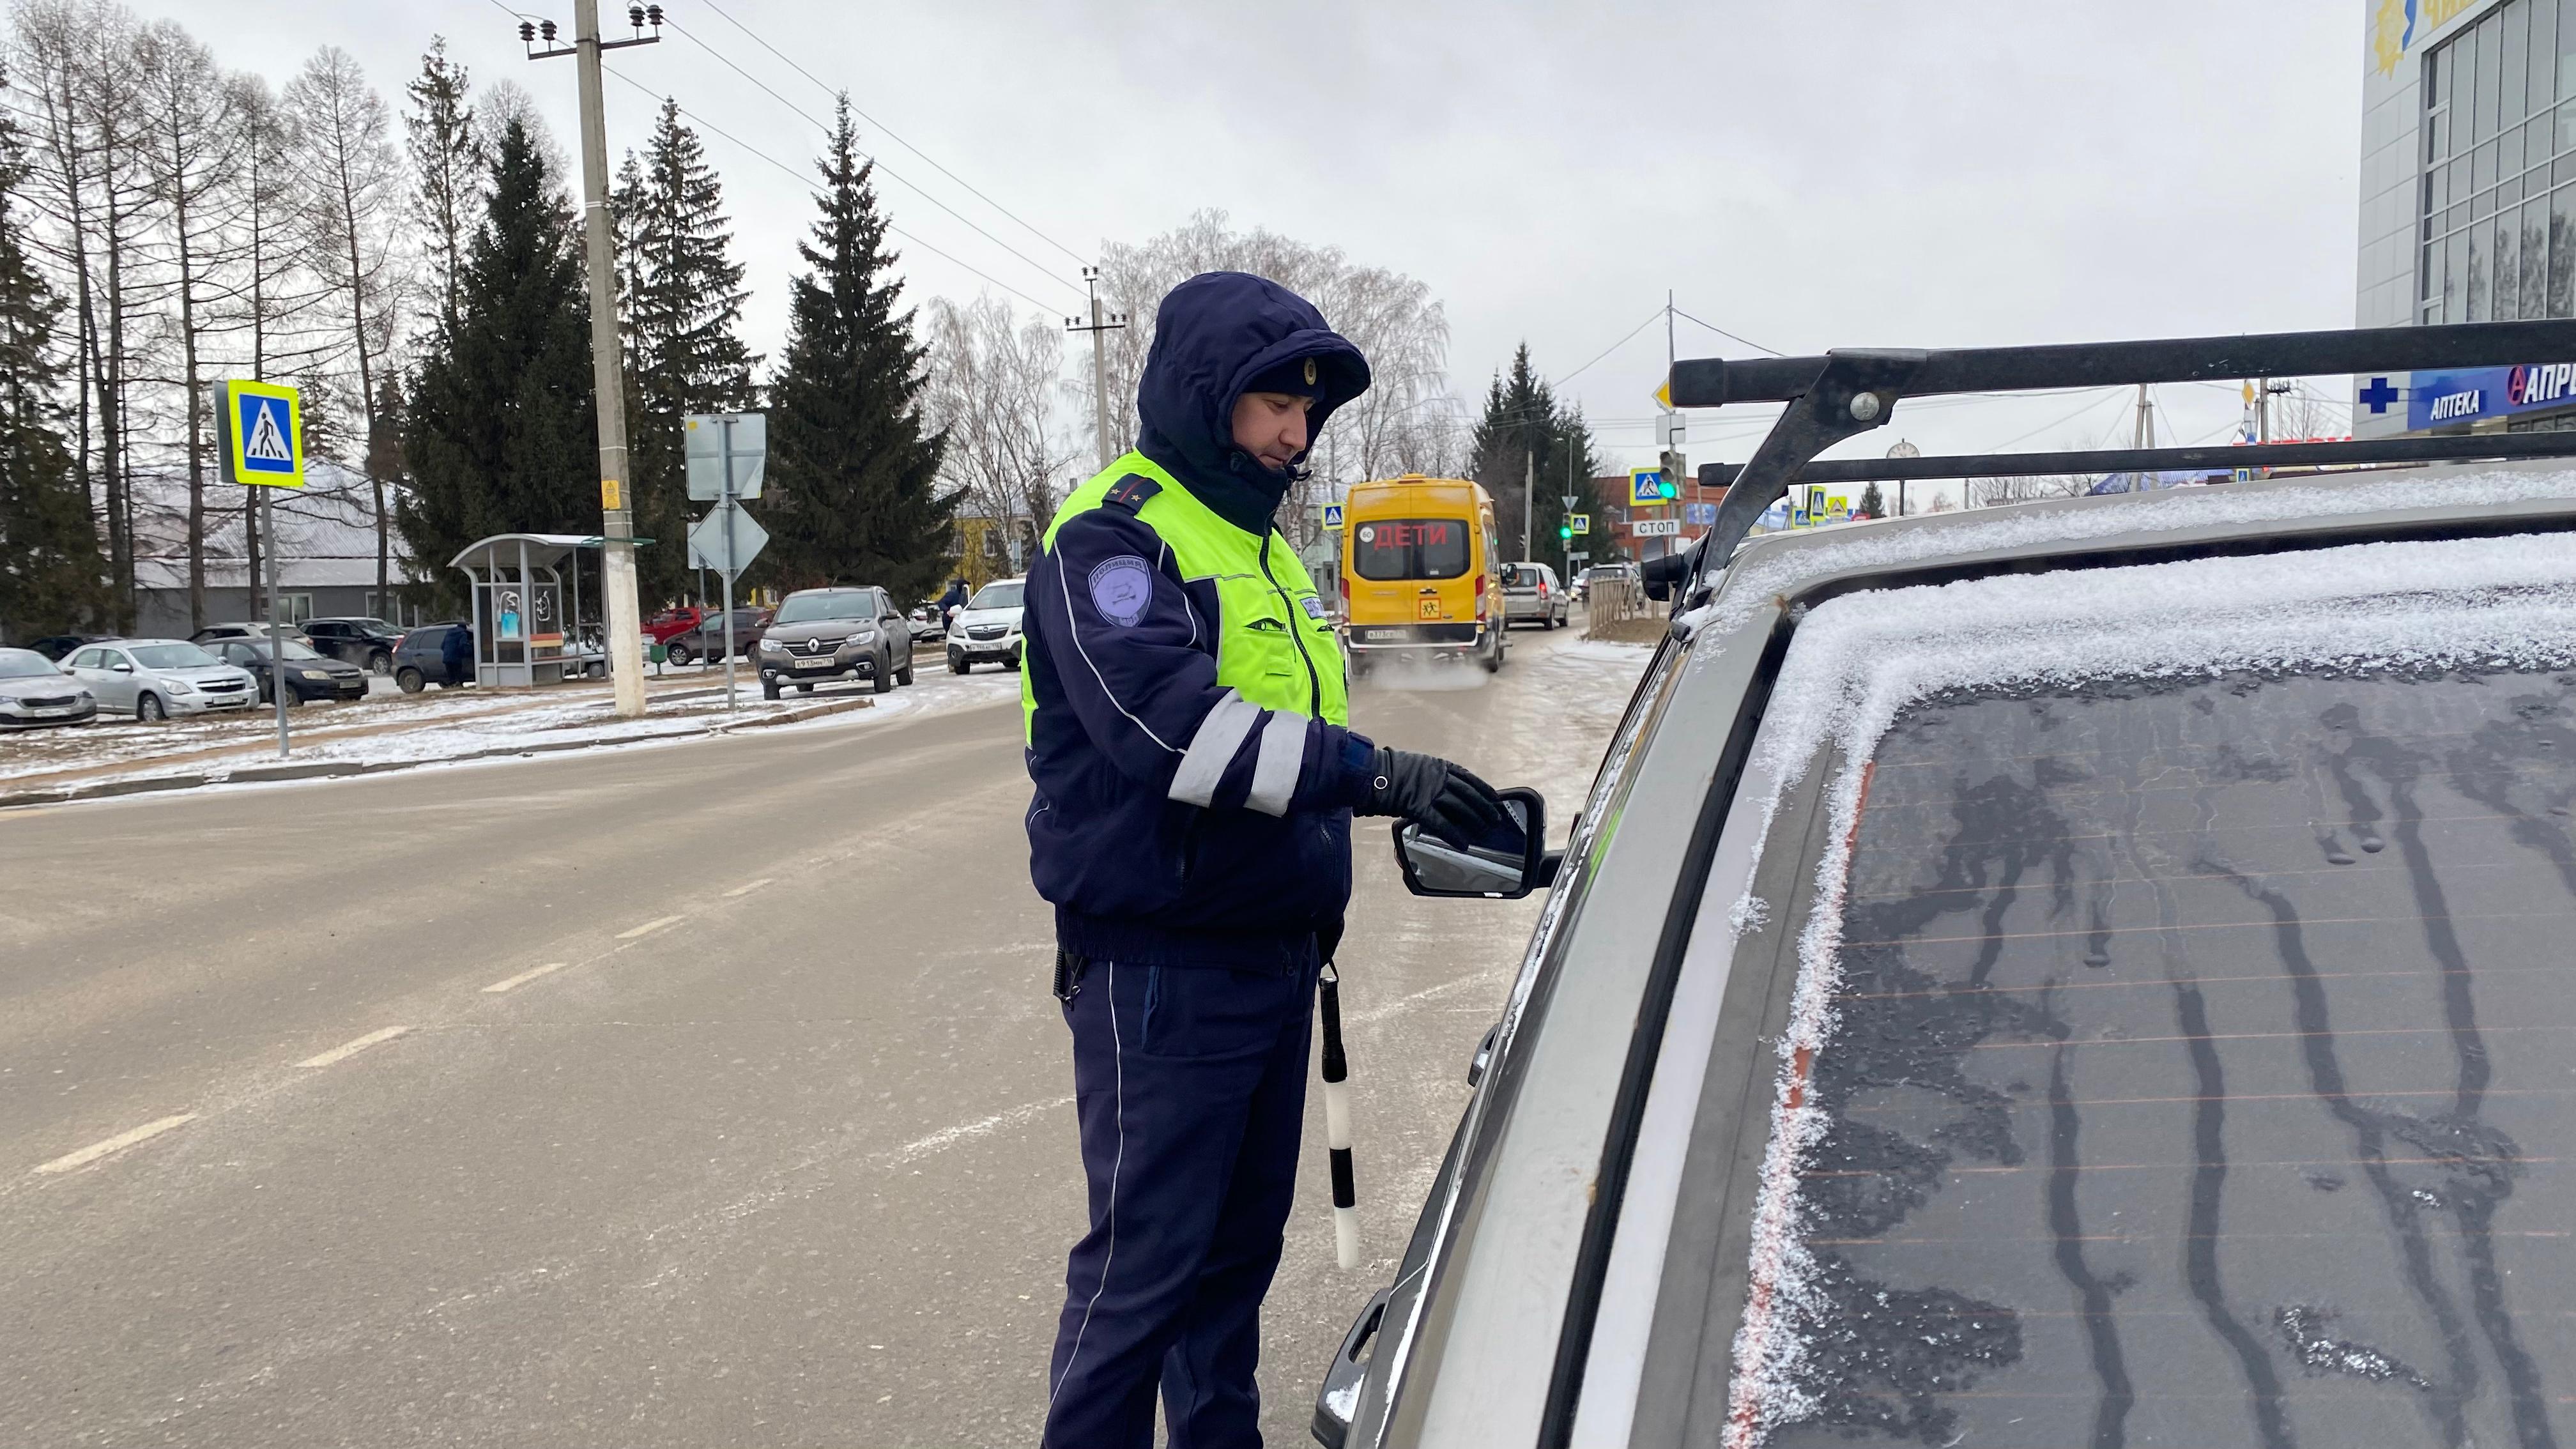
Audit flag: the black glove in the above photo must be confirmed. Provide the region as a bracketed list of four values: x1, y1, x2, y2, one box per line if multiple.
[1363, 747, 1510, 848]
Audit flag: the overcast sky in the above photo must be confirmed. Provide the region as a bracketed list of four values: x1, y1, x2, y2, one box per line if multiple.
[112, 0, 2365, 499]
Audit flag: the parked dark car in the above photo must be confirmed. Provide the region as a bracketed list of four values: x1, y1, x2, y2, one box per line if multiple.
[26, 634, 111, 661]
[301, 617, 404, 674]
[392, 623, 475, 693]
[207, 636, 370, 705]
[661, 608, 770, 666]
[0, 647, 96, 728]
[755, 586, 912, 698]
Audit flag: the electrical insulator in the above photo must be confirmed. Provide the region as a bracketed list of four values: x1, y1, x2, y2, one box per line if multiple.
[539, 19, 558, 42]
[647, 4, 665, 24]
[518, 20, 535, 42]
[628, 5, 645, 27]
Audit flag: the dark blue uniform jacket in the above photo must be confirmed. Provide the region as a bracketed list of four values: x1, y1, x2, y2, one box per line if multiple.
[1023, 272, 1377, 972]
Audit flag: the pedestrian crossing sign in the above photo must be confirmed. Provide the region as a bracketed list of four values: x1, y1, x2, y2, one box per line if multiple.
[222, 379, 305, 489]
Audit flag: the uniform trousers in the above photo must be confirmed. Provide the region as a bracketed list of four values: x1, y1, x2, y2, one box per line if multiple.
[1042, 953, 1319, 1448]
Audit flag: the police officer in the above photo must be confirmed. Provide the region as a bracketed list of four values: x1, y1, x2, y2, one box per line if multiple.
[1022, 271, 1510, 1448]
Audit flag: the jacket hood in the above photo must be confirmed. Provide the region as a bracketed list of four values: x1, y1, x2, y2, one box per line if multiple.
[1134, 272, 1370, 523]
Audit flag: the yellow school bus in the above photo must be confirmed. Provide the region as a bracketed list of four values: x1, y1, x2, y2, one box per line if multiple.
[1338, 474, 1505, 675]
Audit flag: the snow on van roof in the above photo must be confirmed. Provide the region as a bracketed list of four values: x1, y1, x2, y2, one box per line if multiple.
[1690, 464, 2576, 639]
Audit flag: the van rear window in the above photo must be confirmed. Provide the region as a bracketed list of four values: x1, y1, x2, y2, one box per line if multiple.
[1353, 518, 1469, 581]
[1731, 668, 2576, 1449]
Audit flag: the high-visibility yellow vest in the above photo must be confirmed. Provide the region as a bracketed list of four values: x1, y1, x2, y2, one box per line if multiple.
[1023, 450, 1348, 741]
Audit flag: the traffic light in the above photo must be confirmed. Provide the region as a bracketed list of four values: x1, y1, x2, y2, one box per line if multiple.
[1558, 524, 1572, 542]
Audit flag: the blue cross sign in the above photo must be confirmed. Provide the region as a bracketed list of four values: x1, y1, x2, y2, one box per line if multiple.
[2358, 376, 2401, 415]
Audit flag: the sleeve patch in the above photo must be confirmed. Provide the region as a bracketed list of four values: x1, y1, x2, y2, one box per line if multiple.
[1087, 555, 1156, 627]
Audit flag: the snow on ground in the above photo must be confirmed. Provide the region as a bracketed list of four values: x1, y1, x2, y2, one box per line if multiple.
[0, 657, 1025, 799]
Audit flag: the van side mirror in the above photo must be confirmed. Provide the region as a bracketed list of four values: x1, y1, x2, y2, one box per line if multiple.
[1393, 786, 1558, 900]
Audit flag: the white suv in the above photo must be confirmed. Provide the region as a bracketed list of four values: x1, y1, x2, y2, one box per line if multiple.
[946, 578, 1025, 674]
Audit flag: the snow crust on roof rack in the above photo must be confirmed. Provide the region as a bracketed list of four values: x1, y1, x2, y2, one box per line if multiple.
[1690, 466, 2576, 639]
[1717, 529, 2576, 1449]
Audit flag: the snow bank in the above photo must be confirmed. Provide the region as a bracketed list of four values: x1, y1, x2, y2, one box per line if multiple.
[1719, 529, 2576, 1448]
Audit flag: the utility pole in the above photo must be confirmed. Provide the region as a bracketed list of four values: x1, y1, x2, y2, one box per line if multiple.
[526, 3, 661, 719]
[1068, 267, 1128, 470]
[2133, 383, 2155, 450]
[1522, 448, 1535, 562]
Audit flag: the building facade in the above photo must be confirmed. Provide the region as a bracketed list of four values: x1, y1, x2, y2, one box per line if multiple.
[2359, 0, 2576, 435]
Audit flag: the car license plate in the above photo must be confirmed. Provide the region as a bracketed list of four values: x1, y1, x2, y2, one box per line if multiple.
[32, 706, 70, 716]
[793, 656, 833, 668]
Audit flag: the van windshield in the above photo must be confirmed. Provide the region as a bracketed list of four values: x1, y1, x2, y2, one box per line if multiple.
[1353, 518, 1469, 581]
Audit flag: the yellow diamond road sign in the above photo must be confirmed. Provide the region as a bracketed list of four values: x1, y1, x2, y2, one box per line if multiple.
[1652, 379, 1671, 410]
[222, 379, 305, 489]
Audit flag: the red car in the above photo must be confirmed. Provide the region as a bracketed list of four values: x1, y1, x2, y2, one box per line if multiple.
[643, 605, 707, 645]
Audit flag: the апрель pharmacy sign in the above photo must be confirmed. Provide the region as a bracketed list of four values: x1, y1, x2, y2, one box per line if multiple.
[2407, 360, 2576, 430]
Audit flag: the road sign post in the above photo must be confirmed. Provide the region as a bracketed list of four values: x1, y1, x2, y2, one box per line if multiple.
[686, 413, 768, 711]
[221, 380, 305, 760]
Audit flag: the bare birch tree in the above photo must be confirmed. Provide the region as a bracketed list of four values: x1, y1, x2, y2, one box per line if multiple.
[286, 45, 402, 617]
[11, 0, 156, 627]
[135, 18, 242, 627]
[920, 291, 1073, 574]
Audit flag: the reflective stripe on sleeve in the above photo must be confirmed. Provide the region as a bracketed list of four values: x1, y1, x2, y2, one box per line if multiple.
[1169, 690, 1262, 807]
[1246, 710, 1308, 816]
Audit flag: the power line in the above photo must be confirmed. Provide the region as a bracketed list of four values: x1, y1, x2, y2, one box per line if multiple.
[598, 63, 1063, 312]
[1551, 309, 1666, 390]
[693, 0, 1092, 268]
[1671, 307, 1782, 357]
[659, 16, 1083, 301]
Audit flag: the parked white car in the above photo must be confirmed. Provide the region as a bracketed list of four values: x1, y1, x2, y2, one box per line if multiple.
[0, 647, 96, 728]
[946, 578, 1025, 674]
[58, 639, 258, 721]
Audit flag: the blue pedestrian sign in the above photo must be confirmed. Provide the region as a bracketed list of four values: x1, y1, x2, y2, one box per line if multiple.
[1322, 502, 1344, 530]
[222, 379, 305, 489]
[1629, 467, 1673, 506]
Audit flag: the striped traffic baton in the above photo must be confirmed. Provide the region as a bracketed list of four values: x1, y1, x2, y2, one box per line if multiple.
[1318, 963, 1360, 1269]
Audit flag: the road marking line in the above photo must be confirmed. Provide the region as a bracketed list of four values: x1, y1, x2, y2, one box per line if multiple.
[34, 1114, 197, 1175]
[618, 914, 686, 940]
[723, 878, 772, 898]
[482, 962, 567, 993]
[298, 1025, 410, 1068]
[892, 1096, 1075, 1166]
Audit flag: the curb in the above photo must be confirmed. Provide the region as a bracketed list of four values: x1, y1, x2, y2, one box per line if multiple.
[0, 696, 875, 812]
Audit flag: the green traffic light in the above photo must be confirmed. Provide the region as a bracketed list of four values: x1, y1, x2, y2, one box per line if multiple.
[1659, 480, 1678, 499]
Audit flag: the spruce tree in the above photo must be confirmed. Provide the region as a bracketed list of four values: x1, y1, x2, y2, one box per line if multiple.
[0, 76, 105, 639]
[404, 36, 482, 341]
[397, 118, 595, 609]
[1468, 346, 1598, 577]
[765, 97, 952, 600]
[1857, 481, 1887, 519]
[613, 98, 755, 604]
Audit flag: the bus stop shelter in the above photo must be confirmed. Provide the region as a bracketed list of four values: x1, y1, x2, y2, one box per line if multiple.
[449, 533, 587, 688]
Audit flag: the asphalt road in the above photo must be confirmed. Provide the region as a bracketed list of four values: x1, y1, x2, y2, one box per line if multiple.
[0, 625, 1639, 1448]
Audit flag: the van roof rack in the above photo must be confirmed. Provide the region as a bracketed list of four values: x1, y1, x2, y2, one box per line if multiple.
[1664, 320, 2576, 596]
